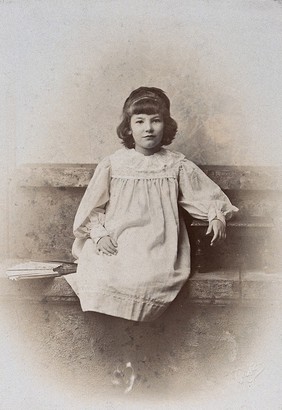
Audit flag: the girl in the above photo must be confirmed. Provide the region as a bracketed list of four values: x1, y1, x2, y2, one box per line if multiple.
[66, 87, 238, 322]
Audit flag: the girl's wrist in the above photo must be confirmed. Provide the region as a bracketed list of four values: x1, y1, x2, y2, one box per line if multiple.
[211, 217, 224, 225]
[94, 235, 109, 244]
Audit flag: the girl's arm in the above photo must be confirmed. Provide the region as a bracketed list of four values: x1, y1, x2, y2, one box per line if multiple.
[73, 157, 111, 243]
[178, 160, 238, 245]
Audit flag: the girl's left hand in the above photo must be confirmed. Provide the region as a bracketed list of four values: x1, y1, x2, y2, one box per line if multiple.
[206, 219, 226, 247]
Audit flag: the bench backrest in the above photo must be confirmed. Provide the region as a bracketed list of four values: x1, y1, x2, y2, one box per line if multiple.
[9, 164, 282, 260]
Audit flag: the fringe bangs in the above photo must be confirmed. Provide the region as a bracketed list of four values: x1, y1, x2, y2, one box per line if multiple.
[128, 99, 167, 116]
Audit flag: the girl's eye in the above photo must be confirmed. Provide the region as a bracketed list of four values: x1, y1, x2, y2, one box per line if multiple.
[153, 119, 161, 122]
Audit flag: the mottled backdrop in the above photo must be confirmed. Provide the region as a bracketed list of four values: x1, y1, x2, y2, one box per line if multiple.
[1, 0, 282, 168]
[1, 1, 282, 409]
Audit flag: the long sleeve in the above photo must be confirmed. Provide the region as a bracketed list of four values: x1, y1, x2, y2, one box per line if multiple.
[73, 157, 111, 242]
[178, 159, 238, 225]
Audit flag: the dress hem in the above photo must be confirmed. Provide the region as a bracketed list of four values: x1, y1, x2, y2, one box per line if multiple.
[78, 290, 169, 322]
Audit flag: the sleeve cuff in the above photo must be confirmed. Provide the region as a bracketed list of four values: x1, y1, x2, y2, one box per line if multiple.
[208, 208, 226, 226]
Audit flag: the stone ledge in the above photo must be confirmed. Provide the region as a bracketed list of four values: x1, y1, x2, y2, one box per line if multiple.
[1, 261, 281, 305]
[16, 164, 282, 191]
[0, 275, 78, 304]
[16, 164, 96, 188]
[187, 269, 240, 300]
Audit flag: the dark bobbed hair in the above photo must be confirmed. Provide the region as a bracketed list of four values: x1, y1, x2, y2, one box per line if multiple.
[117, 87, 178, 149]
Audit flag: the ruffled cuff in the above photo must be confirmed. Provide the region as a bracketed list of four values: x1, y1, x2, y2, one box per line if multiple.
[208, 203, 239, 226]
[208, 208, 226, 226]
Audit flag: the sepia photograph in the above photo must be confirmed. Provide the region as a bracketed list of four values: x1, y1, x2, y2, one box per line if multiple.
[1, 0, 282, 408]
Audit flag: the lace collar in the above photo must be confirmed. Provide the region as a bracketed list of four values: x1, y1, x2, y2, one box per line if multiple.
[109, 148, 185, 178]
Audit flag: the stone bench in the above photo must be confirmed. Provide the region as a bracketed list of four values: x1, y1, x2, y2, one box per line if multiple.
[2, 165, 282, 405]
[8, 163, 282, 275]
[1, 260, 282, 307]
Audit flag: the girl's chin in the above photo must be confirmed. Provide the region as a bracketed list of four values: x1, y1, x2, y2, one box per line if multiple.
[142, 141, 160, 149]
[135, 147, 161, 156]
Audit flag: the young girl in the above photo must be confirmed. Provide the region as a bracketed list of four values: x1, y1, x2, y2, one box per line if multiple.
[66, 87, 238, 322]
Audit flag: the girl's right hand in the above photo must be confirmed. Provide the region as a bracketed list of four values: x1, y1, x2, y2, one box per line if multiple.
[96, 236, 118, 256]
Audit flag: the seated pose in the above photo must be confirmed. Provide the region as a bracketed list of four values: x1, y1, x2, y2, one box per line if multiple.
[66, 86, 238, 322]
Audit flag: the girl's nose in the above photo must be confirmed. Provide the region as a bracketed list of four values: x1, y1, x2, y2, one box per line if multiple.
[145, 121, 153, 132]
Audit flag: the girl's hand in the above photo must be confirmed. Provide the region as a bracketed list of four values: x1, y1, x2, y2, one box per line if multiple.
[96, 236, 118, 256]
[206, 219, 226, 247]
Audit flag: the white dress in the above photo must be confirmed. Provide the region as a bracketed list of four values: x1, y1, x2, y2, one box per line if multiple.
[66, 148, 238, 322]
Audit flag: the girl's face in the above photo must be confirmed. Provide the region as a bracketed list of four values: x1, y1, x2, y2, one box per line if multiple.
[130, 113, 164, 156]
